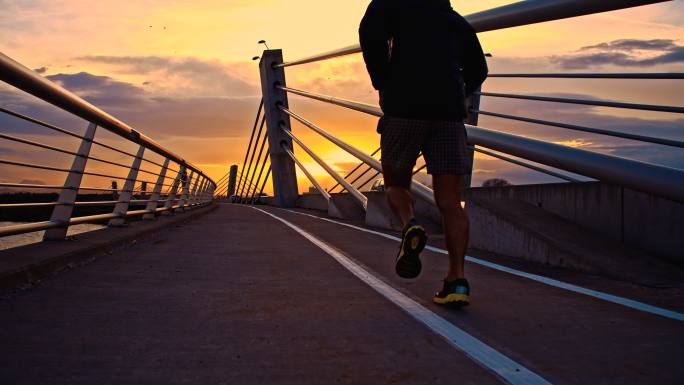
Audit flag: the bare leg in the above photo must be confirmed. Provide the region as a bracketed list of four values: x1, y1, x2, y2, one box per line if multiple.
[382, 167, 415, 226]
[432, 174, 469, 281]
[385, 186, 415, 226]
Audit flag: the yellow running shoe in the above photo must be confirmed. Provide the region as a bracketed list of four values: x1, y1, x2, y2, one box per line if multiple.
[433, 279, 470, 307]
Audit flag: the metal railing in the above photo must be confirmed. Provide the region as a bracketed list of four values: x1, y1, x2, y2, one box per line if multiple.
[227, 0, 683, 212]
[0, 52, 216, 240]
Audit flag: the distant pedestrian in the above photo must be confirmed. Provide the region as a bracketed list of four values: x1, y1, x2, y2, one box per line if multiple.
[359, 0, 488, 306]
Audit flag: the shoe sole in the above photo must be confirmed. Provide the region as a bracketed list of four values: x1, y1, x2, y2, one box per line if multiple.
[395, 225, 427, 279]
[433, 293, 470, 307]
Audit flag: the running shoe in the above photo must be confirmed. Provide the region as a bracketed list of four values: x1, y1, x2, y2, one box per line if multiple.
[433, 278, 470, 306]
[395, 219, 427, 278]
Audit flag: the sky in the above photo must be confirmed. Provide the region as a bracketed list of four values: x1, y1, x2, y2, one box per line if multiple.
[1, 0, 683, 194]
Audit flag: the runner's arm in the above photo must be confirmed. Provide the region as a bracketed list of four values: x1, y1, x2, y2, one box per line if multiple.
[359, 0, 392, 91]
[462, 28, 488, 96]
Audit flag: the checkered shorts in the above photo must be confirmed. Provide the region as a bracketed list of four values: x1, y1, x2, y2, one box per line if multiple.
[378, 116, 472, 177]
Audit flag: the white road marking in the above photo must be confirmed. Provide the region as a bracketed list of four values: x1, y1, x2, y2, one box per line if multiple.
[279, 208, 684, 323]
[252, 206, 553, 385]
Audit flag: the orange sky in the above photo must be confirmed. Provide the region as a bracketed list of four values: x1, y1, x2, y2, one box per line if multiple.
[1, 0, 683, 194]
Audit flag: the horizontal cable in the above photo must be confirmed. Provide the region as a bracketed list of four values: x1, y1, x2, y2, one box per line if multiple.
[476, 92, 684, 114]
[0, 132, 179, 179]
[0, 158, 71, 173]
[0, 182, 67, 190]
[488, 73, 684, 79]
[0, 106, 86, 140]
[474, 146, 580, 182]
[0, 107, 181, 172]
[0, 132, 79, 156]
[474, 109, 684, 148]
[277, 86, 382, 116]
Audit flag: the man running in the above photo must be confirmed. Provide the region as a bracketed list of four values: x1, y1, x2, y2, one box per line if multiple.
[359, 0, 488, 306]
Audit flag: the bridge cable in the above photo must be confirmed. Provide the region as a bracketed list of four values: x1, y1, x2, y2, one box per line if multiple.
[247, 148, 271, 204]
[328, 147, 381, 193]
[236, 99, 264, 195]
[242, 128, 269, 203]
[250, 166, 271, 205]
[237, 114, 267, 200]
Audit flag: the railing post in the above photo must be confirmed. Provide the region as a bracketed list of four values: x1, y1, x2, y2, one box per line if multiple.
[227, 164, 238, 198]
[463, 86, 481, 189]
[109, 145, 145, 226]
[191, 175, 203, 206]
[43, 122, 97, 240]
[163, 165, 185, 215]
[196, 177, 207, 204]
[188, 173, 200, 208]
[181, 171, 194, 210]
[259, 49, 299, 207]
[143, 158, 169, 220]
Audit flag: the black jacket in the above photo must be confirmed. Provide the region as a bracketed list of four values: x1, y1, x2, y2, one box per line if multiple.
[359, 0, 488, 120]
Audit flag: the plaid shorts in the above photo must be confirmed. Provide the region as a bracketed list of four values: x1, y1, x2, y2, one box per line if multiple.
[378, 116, 472, 177]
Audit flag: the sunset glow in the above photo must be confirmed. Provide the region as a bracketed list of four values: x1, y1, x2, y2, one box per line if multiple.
[1, 0, 683, 194]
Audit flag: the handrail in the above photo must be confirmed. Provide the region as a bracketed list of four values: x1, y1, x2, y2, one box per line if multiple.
[0, 200, 212, 237]
[1, 52, 216, 241]
[468, 125, 684, 202]
[0, 52, 211, 183]
[275, 0, 668, 68]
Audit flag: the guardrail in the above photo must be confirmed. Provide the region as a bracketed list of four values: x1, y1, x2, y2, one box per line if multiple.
[0, 52, 216, 240]
[227, 0, 683, 209]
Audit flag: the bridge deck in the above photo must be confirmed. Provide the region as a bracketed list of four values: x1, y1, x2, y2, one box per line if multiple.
[1, 204, 682, 384]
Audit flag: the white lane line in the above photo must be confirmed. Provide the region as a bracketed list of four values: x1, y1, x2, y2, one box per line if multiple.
[252, 206, 553, 385]
[279, 208, 684, 323]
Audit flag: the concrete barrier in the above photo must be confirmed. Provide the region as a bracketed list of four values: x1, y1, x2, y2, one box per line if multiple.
[466, 182, 684, 265]
[296, 193, 328, 211]
[328, 193, 365, 220]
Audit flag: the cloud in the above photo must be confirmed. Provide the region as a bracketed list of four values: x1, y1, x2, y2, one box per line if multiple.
[580, 39, 677, 52]
[46, 72, 147, 108]
[76, 55, 258, 97]
[34, 66, 48, 74]
[550, 39, 684, 69]
[1, 68, 261, 137]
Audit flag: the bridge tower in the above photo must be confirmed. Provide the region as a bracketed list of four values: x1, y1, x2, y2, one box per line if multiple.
[258, 49, 299, 207]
